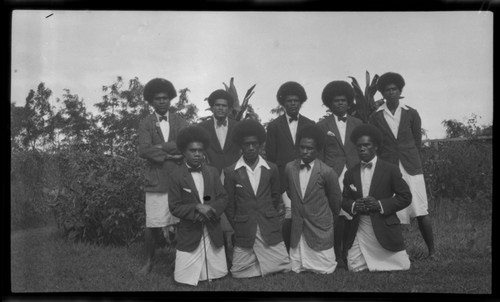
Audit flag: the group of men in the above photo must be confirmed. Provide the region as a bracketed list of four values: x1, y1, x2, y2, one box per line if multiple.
[137, 73, 436, 286]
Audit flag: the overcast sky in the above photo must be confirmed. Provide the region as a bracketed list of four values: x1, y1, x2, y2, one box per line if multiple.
[11, 10, 493, 139]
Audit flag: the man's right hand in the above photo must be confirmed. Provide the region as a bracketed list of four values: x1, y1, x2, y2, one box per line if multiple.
[195, 204, 217, 221]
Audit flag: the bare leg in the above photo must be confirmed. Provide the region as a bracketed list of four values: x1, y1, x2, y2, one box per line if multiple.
[417, 215, 436, 258]
[334, 217, 346, 268]
[138, 227, 157, 275]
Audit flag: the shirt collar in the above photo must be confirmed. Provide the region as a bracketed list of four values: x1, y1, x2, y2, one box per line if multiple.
[334, 114, 348, 122]
[300, 159, 315, 170]
[361, 155, 378, 167]
[234, 155, 270, 171]
[213, 116, 228, 126]
[155, 111, 170, 120]
[376, 100, 409, 112]
[285, 113, 299, 123]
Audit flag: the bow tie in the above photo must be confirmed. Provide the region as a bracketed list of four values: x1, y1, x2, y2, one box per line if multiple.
[188, 165, 202, 173]
[159, 115, 168, 122]
[300, 162, 311, 171]
[337, 116, 347, 123]
[216, 119, 227, 127]
[289, 115, 298, 123]
[361, 162, 373, 169]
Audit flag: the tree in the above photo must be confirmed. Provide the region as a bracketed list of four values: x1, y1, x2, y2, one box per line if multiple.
[172, 88, 198, 124]
[22, 83, 57, 150]
[442, 113, 487, 139]
[11, 103, 27, 151]
[56, 89, 95, 147]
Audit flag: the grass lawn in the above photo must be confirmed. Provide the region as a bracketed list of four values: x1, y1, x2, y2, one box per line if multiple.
[11, 197, 491, 293]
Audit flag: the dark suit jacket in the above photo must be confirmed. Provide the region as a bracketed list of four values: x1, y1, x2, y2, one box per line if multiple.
[168, 164, 228, 252]
[317, 115, 363, 175]
[284, 158, 341, 251]
[265, 114, 315, 192]
[341, 159, 412, 252]
[368, 105, 423, 175]
[223, 159, 283, 248]
[198, 117, 240, 174]
[138, 112, 188, 192]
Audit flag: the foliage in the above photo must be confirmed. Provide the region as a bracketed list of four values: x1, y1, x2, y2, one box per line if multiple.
[47, 150, 146, 246]
[347, 71, 381, 123]
[173, 88, 198, 124]
[442, 113, 490, 138]
[222, 77, 256, 121]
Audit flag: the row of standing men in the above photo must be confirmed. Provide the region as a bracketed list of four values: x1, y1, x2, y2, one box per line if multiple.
[137, 73, 436, 286]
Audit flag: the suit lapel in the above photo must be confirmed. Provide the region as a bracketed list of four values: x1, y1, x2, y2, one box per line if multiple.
[236, 166, 256, 198]
[352, 164, 363, 199]
[256, 164, 270, 198]
[290, 160, 303, 200]
[396, 108, 408, 140]
[279, 115, 295, 146]
[326, 116, 344, 151]
[303, 159, 320, 200]
[201, 165, 211, 202]
[183, 166, 201, 203]
[223, 119, 236, 153]
[208, 119, 223, 152]
[376, 110, 397, 142]
[151, 114, 166, 143]
[345, 116, 356, 148]
[369, 160, 384, 197]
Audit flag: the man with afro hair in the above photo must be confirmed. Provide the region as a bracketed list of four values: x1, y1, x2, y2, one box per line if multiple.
[317, 80, 364, 269]
[138, 78, 188, 275]
[265, 81, 315, 253]
[342, 124, 411, 272]
[223, 119, 291, 278]
[283, 124, 342, 274]
[369, 72, 436, 259]
[168, 125, 229, 286]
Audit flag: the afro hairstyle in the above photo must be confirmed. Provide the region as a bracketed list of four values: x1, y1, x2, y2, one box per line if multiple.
[350, 124, 383, 148]
[207, 89, 234, 108]
[276, 81, 308, 105]
[232, 119, 266, 146]
[176, 125, 211, 153]
[296, 124, 325, 151]
[376, 72, 405, 93]
[321, 81, 355, 108]
[143, 78, 177, 104]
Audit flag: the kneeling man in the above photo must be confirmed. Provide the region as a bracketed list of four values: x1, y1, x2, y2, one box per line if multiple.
[224, 119, 291, 278]
[342, 124, 411, 272]
[168, 125, 228, 285]
[284, 124, 342, 274]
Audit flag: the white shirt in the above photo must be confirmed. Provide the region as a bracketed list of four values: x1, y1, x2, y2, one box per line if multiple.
[214, 116, 228, 149]
[187, 164, 204, 203]
[234, 155, 270, 195]
[334, 114, 347, 145]
[299, 160, 315, 197]
[155, 111, 170, 141]
[377, 101, 410, 138]
[285, 113, 299, 144]
[353, 156, 384, 214]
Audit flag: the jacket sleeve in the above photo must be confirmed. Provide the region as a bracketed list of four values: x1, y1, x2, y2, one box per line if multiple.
[138, 118, 168, 163]
[223, 168, 236, 227]
[208, 167, 228, 218]
[378, 165, 412, 215]
[168, 173, 197, 221]
[325, 167, 341, 216]
[316, 121, 327, 162]
[341, 170, 356, 216]
[265, 122, 277, 163]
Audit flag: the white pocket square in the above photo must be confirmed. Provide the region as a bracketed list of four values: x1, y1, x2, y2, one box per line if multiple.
[236, 184, 243, 188]
[182, 188, 192, 193]
[327, 131, 335, 137]
[349, 184, 357, 192]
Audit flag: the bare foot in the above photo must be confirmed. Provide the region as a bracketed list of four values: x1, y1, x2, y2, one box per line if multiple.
[138, 261, 152, 275]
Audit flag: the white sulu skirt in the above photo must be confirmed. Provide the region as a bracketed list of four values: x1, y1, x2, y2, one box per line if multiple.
[396, 161, 429, 224]
[290, 234, 337, 274]
[145, 192, 180, 228]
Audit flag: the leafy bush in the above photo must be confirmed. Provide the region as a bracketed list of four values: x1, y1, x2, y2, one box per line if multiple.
[421, 139, 492, 200]
[48, 150, 147, 246]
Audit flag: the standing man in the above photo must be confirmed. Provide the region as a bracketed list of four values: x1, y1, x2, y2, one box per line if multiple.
[198, 89, 240, 268]
[266, 81, 315, 252]
[168, 126, 228, 286]
[284, 124, 342, 274]
[317, 80, 363, 268]
[224, 119, 291, 278]
[368, 72, 436, 259]
[342, 124, 411, 272]
[138, 78, 188, 275]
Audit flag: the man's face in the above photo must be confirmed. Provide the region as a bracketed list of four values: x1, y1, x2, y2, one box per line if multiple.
[381, 84, 402, 104]
[355, 135, 378, 163]
[241, 136, 260, 163]
[151, 92, 171, 116]
[282, 95, 301, 117]
[299, 137, 318, 164]
[212, 98, 229, 120]
[329, 95, 349, 117]
[184, 142, 205, 167]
